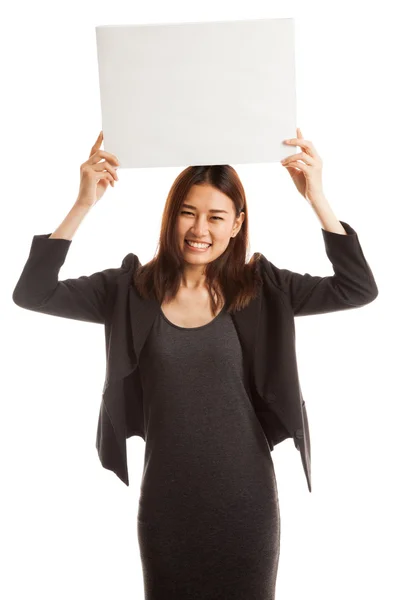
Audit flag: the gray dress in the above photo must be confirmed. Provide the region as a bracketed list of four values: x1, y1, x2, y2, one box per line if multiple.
[136, 302, 280, 599]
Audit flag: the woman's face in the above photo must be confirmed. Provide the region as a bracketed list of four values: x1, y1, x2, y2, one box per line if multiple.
[177, 184, 245, 263]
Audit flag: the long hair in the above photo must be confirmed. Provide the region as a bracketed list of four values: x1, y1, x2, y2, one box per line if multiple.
[133, 165, 262, 316]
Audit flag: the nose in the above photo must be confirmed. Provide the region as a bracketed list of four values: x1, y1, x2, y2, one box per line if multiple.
[189, 218, 210, 238]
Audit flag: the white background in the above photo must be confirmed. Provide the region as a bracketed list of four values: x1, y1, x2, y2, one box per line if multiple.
[2, 2, 398, 599]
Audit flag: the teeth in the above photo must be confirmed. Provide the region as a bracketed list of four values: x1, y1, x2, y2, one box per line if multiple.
[186, 240, 211, 249]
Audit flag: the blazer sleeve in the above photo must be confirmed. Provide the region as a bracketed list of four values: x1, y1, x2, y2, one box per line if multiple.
[262, 220, 379, 317]
[12, 233, 130, 325]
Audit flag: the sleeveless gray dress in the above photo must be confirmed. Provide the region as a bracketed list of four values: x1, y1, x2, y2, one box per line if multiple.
[136, 302, 280, 599]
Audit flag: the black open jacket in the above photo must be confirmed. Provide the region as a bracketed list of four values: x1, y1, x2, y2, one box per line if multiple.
[12, 220, 379, 492]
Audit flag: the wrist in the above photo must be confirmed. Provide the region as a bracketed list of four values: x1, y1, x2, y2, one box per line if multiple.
[74, 198, 94, 211]
[308, 191, 329, 207]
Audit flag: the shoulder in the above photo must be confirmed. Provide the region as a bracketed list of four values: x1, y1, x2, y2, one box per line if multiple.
[251, 252, 286, 293]
[111, 253, 142, 288]
[120, 252, 141, 272]
[102, 253, 141, 294]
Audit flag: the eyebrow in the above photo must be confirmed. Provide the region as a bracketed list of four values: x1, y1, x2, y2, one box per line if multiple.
[181, 203, 229, 214]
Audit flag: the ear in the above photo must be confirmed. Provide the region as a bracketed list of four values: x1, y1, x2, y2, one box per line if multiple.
[232, 210, 245, 236]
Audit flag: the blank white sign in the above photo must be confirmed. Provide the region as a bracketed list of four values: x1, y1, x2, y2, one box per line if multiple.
[95, 18, 297, 169]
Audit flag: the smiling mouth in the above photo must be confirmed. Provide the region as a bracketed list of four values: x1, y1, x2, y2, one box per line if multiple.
[185, 239, 212, 248]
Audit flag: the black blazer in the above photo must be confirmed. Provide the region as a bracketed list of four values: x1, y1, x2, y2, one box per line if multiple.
[12, 220, 378, 492]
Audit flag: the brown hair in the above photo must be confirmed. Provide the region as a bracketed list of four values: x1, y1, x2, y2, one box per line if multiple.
[133, 165, 262, 316]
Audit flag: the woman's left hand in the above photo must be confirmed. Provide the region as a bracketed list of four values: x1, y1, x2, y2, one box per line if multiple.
[281, 128, 325, 205]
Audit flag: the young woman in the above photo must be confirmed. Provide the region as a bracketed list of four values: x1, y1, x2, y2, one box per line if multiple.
[12, 129, 378, 599]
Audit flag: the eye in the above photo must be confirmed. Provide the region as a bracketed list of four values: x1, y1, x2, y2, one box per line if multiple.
[180, 211, 223, 221]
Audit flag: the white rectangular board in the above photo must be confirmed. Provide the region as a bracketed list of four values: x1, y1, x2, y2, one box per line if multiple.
[95, 18, 297, 168]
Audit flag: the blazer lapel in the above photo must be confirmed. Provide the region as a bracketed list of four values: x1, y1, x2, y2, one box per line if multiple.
[103, 260, 161, 389]
[129, 287, 160, 371]
[229, 285, 262, 391]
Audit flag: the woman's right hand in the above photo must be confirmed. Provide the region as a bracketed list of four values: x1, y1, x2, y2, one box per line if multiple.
[76, 131, 120, 207]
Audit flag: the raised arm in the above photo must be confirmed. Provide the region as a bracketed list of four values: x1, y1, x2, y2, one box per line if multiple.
[260, 220, 379, 317]
[12, 132, 123, 324]
[11, 231, 129, 324]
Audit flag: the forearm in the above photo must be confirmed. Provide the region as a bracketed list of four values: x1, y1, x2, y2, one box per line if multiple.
[309, 194, 347, 235]
[49, 200, 92, 240]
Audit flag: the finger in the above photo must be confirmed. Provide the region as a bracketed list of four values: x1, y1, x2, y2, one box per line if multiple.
[285, 137, 311, 149]
[296, 129, 315, 156]
[88, 131, 103, 158]
[286, 138, 318, 159]
[285, 137, 308, 149]
[100, 172, 114, 187]
[282, 160, 308, 174]
[92, 160, 119, 181]
[281, 152, 314, 166]
[286, 165, 302, 174]
[88, 149, 120, 166]
[285, 160, 310, 173]
[93, 131, 103, 146]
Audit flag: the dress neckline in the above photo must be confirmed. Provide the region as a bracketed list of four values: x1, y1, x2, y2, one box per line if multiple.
[159, 304, 226, 331]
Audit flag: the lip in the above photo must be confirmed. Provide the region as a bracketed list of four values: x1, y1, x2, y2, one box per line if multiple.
[184, 239, 212, 252]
